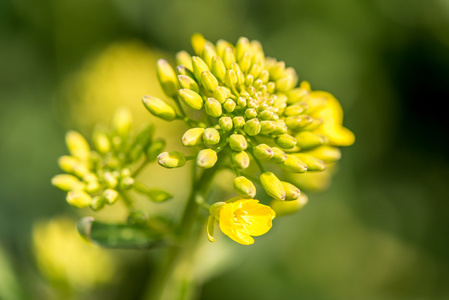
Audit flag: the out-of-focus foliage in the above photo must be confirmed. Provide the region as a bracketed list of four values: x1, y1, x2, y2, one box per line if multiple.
[1, 0, 449, 299]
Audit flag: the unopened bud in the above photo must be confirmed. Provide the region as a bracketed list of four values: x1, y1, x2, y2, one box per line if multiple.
[233, 176, 256, 198]
[272, 120, 288, 135]
[212, 86, 228, 104]
[231, 151, 250, 169]
[66, 190, 92, 208]
[51, 174, 84, 191]
[276, 75, 296, 92]
[223, 47, 236, 69]
[232, 116, 245, 129]
[218, 117, 233, 131]
[293, 154, 325, 171]
[223, 99, 236, 112]
[282, 181, 301, 200]
[260, 121, 276, 135]
[177, 89, 204, 110]
[203, 128, 220, 145]
[211, 56, 226, 81]
[156, 59, 178, 97]
[270, 193, 308, 216]
[260, 172, 285, 200]
[236, 37, 250, 60]
[58, 155, 80, 173]
[253, 144, 274, 161]
[157, 151, 186, 168]
[224, 70, 238, 87]
[127, 210, 149, 225]
[296, 132, 328, 150]
[192, 56, 210, 82]
[103, 172, 118, 188]
[176, 50, 193, 70]
[285, 115, 313, 130]
[238, 52, 251, 73]
[202, 44, 217, 67]
[92, 127, 111, 154]
[182, 128, 205, 146]
[284, 105, 305, 117]
[205, 97, 222, 117]
[90, 195, 106, 211]
[244, 108, 257, 119]
[282, 154, 307, 173]
[201, 71, 219, 93]
[271, 147, 287, 164]
[191, 33, 206, 56]
[103, 188, 119, 204]
[143, 95, 177, 121]
[178, 75, 199, 93]
[243, 118, 261, 136]
[197, 149, 218, 169]
[229, 134, 247, 152]
[66, 131, 90, 161]
[119, 176, 135, 190]
[275, 134, 297, 149]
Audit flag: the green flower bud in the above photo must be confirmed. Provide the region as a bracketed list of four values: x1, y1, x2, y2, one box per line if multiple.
[203, 128, 220, 145]
[232, 116, 246, 129]
[182, 128, 205, 146]
[304, 146, 341, 163]
[259, 109, 274, 120]
[223, 47, 236, 69]
[90, 195, 106, 211]
[58, 155, 79, 173]
[287, 87, 309, 104]
[103, 172, 118, 188]
[66, 190, 92, 208]
[192, 56, 210, 82]
[253, 144, 274, 161]
[259, 70, 270, 83]
[284, 105, 305, 117]
[238, 52, 251, 73]
[85, 176, 101, 193]
[156, 59, 178, 97]
[224, 70, 238, 87]
[202, 44, 217, 66]
[269, 61, 285, 81]
[231, 151, 250, 169]
[213, 86, 229, 104]
[127, 210, 149, 225]
[211, 56, 226, 81]
[270, 193, 308, 217]
[218, 116, 233, 131]
[233, 176, 256, 198]
[66, 131, 90, 161]
[216, 39, 233, 57]
[275, 134, 297, 149]
[176, 50, 193, 70]
[201, 71, 219, 93]
[245, 74, 254, 86]
[260, 172, 286, 200]
[293, 154, 326, 171]
[237, 97, 247, 108]
[146, 138, 166, 161]
[260, 121, 276, 135]
[176, 65, 195, 77]
[267, 82, 276, 93]
[301, 118, 323, 131]
[282, 154, 307, 173]
[177, 89, 204, 110]
[237, 71, 245, 86]
[92, 127, 111, 154]
[249, 63, 262, 78]
[236, 37, 250, 60]
[243, 118, 261, 136]
[178, 75, 199, 93]
[51, 174, 84, 191]
[276, 75, 296, 92]
[205, 97, 222, 117]
[157, 151, 186, 168]
[103, 188, 119, 204]
[229, 134, 248, 151]
[296, 132, 328, 150]
[281, 181, 301, 200]
[271, 147, 287, 164]
[272, 120, 288, 135]
[143, 95, 177, 121]
[119, 176, 135, 190]
[244, 108, 257, 119]
[147, 189, 173, 202]
[197, 149, 218, 169]
[285, 115, 313, 130]
[223, 99, 236, 112]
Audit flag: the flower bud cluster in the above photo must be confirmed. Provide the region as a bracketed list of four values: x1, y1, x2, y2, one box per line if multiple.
[143, 34, 354, 244]
[52, 108, 171, 210]
[140, 36, 361, 247]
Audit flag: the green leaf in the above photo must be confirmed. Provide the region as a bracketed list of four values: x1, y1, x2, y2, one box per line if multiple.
[77, 217, 165, 249]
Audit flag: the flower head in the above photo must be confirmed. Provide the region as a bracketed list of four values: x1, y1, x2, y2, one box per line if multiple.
[208, 199, 275, 245]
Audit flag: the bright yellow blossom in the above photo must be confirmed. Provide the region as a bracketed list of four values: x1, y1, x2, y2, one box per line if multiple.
[208, 199, 276, 245]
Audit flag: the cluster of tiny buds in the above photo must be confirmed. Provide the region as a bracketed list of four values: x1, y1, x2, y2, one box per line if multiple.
[52, 108, 172, 210]
[144, 34, 348, 207]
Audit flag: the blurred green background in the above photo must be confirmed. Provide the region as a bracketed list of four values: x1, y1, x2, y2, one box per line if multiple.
[1, 0, 449, 299]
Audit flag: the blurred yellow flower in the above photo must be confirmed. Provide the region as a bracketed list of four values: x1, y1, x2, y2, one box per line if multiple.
[33, 217, 115, 290]
[209, 199, 276, 245]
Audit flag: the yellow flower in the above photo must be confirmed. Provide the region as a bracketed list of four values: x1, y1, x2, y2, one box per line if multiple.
[208, 199, 276, 245]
